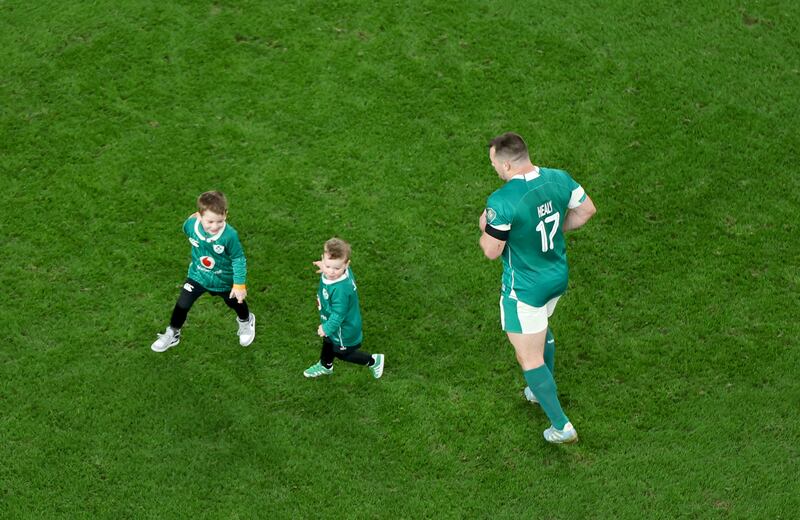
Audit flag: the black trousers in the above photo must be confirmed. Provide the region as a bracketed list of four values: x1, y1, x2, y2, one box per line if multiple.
[169, 278, 250, 329]
[320, 336, 372, 367]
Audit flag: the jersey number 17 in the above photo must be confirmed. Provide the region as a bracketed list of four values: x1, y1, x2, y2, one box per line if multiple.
[535, 213, 560, 252]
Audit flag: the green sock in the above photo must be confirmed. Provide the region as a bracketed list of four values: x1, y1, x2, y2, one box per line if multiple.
[523, 365, 568, 430]
[544, 328, 555, 376]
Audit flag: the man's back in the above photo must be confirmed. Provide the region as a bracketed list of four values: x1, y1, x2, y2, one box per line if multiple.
[487, 167, 586, 306]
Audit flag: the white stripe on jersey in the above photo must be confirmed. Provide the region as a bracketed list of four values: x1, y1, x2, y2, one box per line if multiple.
[194, 219, 227, 242]
[568, 186, 586, 209]
[507, 243, 517, 299]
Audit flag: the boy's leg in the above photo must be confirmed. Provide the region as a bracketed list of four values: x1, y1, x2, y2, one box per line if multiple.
[335, 345, 385, 379]
[216, 291, 251, 321]
[321, 337, 336, 368]
[213, 290, 255, 346]
[305, 337, 336, 377]
[334, 344, 372, 366]
[170, 279, 206, 329]
[153, 279, 204, 352]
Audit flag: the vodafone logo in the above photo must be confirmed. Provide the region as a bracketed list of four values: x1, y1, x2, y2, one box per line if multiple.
[199, 256, 215, 269]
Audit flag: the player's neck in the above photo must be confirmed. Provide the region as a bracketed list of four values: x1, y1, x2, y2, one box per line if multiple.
[505, 162, 536, 180]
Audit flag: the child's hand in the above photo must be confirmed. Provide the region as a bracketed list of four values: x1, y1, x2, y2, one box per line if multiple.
[312, 257, 323, 273]
[229, 286, 247, 303]
[317, 325, 326, 337]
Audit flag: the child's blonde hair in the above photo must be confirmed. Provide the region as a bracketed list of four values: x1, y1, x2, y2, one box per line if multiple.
[197, 191, 228, 215]
[324, 237, 351, 261]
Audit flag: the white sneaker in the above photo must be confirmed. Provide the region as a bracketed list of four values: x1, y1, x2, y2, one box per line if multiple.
[543, 421, 578, 444]
[151, 327, 180, 352]
[237, 313, 256, 347]
[523, 386, 539, 404]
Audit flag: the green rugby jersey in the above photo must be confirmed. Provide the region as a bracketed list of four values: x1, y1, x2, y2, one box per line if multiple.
[182, 216, 247, 292]
[485, 167, 587, 307]
[318, 267, 363, 347]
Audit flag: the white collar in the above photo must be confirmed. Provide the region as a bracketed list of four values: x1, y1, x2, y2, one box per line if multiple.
[510, 166, 540, 181]
[194, 219, 226, 242]
[321, 268, 350, 285]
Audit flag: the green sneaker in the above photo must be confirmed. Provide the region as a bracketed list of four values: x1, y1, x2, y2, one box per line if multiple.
[369, 354, 384, 379]
[304, 361, 333, 378]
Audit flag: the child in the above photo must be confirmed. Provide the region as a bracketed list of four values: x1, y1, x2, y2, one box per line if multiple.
[150, 191, 255, 352]
[303, 237, 384, 378]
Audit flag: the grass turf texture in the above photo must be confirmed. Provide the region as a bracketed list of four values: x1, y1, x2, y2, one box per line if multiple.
[2, 0, 799, 517]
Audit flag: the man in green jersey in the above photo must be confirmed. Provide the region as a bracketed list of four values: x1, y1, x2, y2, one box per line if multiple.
[303, 238, 384, 379]
[151, 191, 255, 352]
[479, 132, 596, 444]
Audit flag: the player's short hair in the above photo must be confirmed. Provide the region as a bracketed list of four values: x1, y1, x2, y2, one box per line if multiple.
[324, 237, 351, 261]
[197, 191, 228, 215]
[489, 132, 530, 163]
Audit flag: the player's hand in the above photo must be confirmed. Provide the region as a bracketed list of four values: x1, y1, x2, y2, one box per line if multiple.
[229, 287, 247, 303]
[317, 325, 326, 337]
[479, 209, 487, 231]
[313, 257, 323, 273]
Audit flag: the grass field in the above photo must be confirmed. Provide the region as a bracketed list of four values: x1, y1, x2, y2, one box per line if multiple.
[2, 0, 799, 518]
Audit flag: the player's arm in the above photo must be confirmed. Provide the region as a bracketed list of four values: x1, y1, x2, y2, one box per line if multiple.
[563, 195, 596, 232]
[480, 232, 505, 260]
[228, 234, 248, 303]
[321, 291, 349, 337]
[479, 209, 507, 260]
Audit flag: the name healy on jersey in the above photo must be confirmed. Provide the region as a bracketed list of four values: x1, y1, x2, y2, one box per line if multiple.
[537, 200, 553, 218]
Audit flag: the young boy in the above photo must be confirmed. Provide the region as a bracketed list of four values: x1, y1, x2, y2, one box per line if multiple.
[150, 191, 255, 352]
[303, 238, 384, 378]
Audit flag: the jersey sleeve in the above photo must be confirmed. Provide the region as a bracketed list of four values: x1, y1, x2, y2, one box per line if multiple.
[226, 230, 247, 285]
[321, 287, 350, 337]
[559, 170, 587, 209]
[183, 216, 196, 236]
[484, 192, 512, 241]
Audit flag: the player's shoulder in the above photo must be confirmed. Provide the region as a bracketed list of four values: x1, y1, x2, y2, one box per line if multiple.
[331, 269, 356, 291]
[220, 222, 241, 240]
[488, 183, 519, 205]
[224, 221, 239, 234]
[183, 215, 198, 234]
[539, 166, 570, 179]
[539, 166, 577, 185]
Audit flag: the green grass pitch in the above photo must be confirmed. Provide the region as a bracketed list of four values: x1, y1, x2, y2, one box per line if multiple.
[2, 1, 799, 518]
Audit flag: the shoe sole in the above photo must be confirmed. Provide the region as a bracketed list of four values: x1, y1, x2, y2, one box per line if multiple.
[304, 371, 332, 378]
[551, 435, 579, 445]
[544, 432, 579, 444]
[239, 315, 256, 347]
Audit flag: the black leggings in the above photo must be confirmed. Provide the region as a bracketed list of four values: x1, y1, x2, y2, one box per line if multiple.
[169, 278, 250, 329]
[320, 336, 373, 367]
